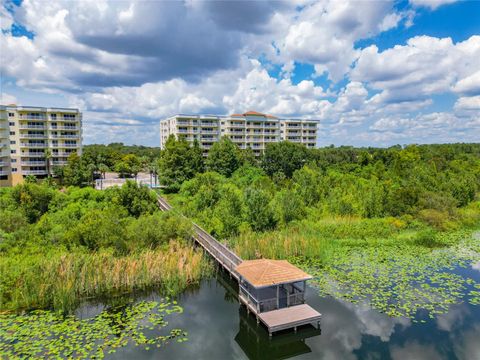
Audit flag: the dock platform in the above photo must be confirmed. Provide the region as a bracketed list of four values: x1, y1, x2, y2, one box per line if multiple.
[239, 293, 321, 336]
[259, 304, 322, 335]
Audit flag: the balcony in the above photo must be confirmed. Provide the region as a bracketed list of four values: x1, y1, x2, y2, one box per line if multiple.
[19, 125, 46, 130]
[51, 160, 68, 166]
[22, 161, 46, 166]
[20, 143, 47, 148]
[49, 126, 79, 131]
[177, 129, 198, 134]
[54, 152, 77, 157]
[49, 134, 79, 139]
[199, 122, 218, 127]
[0, 170, 9, 176]
[23, 152, 45, 158]
[62, 143, 79, 148]
[0, 161, 9, 167]
[22, 170, 47, 175]
[176, 120, 192, 125]
[19, 115, 46, 121]
[20, 133, 47, 139]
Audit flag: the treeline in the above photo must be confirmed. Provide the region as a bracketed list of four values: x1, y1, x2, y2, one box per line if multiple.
[54, 137, 480, 235]
[158, 138, 480, 237]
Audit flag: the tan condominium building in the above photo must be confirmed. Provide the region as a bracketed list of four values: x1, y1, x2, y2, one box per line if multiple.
[160, 110, 318, 156]
[0, 104, 82, 187]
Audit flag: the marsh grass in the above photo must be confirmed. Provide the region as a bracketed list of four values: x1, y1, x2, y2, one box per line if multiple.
[0, 241, 212, 313]
[226, 214, 480, 319]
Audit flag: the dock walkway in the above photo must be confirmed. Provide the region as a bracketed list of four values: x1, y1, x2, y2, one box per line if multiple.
[156, 195, 321, 336]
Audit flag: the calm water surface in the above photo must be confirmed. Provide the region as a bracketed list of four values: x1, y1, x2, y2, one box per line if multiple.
[75, 262, 480, 360]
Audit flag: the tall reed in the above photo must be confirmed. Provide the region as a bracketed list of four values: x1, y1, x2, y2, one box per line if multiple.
[0, 241, 211, 313]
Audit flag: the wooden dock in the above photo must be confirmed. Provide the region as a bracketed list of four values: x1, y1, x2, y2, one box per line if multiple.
[156, 195, 321, 336]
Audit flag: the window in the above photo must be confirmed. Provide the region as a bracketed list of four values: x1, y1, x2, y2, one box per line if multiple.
[10, 150, 16, 154]
[12, 168, 17, 172]
[8, 112, 14, 117]
[11, 159, 16, 163]
[9, 122, 14, 126]
[9, 131, 15, 136]
[50, 114, 57, 119]
[10, 140, 16, 145]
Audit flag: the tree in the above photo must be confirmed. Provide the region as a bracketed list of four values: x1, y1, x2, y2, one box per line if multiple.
[98, 164, 109, 179]
[205, 137, 240, 177]
[63, 153, 91, 187]
[115, 154, 142, 178]
[272, 189, 306, 225]
[105, 181, 158, 217]
[262, 141, 310, 178]
[158, 135, 204, 192]
[10, 183, 55, 223]
[44, 148, 52, 178]
[244, 187, 276, 231]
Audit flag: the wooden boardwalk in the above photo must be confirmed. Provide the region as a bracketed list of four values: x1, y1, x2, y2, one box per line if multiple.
[157, 196, 242, 280]
[156, 195, 321, 336]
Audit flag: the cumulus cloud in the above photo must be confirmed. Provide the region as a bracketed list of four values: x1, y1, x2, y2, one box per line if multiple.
[410, 0, 459, 10]
[453, 71, 480, 95]
[1, 0, 478, 146]
[1, 0, 287, 89]
[351, 36, 480, 106]
[277, 0, 403, 81]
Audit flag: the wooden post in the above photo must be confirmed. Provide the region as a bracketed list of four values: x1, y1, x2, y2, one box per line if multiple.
[276, 285, 279, 309]
[287, 286, 290, 307]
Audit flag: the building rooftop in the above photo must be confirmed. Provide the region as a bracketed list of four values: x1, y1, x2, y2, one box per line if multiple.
[236, 259, 312, 288]
[231, 110, 278, 119]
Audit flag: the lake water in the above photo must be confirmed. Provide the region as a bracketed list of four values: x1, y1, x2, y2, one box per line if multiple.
[76, 264, 480, 360]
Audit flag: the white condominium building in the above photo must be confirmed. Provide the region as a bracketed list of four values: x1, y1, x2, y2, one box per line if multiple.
[160, 111, 318, 156]
[0, 105, 82, 187]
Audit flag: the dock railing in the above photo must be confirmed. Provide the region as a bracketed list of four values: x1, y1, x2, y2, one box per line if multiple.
[157, 195, 242, 279]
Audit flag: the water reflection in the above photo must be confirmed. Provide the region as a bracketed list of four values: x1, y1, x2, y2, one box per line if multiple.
[79, 267, 480, 360]
[235, 306, 321, 360]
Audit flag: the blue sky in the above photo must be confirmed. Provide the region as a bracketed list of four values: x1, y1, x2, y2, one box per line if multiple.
[1, 0, 479, 147]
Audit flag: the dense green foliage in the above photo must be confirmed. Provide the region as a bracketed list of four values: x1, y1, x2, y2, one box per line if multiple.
[170, 143, 480, 237]
[165, 142, 480, 319]
[0, 182, 210, 313]
[158, 136, 204, 192]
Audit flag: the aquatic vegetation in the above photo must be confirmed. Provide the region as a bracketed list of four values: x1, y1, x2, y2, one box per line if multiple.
[0, 242, 212, 313]
[231, 221, 480, 320]
[0, 300, 187, 359]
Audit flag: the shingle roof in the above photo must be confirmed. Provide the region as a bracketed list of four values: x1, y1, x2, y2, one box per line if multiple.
[236, 259, 312, 288]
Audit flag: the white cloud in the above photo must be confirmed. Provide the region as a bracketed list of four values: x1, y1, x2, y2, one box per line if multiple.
[276, 0, 403, 81]
[1, 0, 479, 146]
[0, 92, 18, 105]
[351, 36, 480, 105]
[410, 0, 459, 10]
[454, 96, 480, 111]
[453, 71, 480, 95]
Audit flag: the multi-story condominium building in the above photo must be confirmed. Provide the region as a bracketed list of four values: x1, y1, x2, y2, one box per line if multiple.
[0, 105, 82, 186]
[160, 111, 317, 156]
